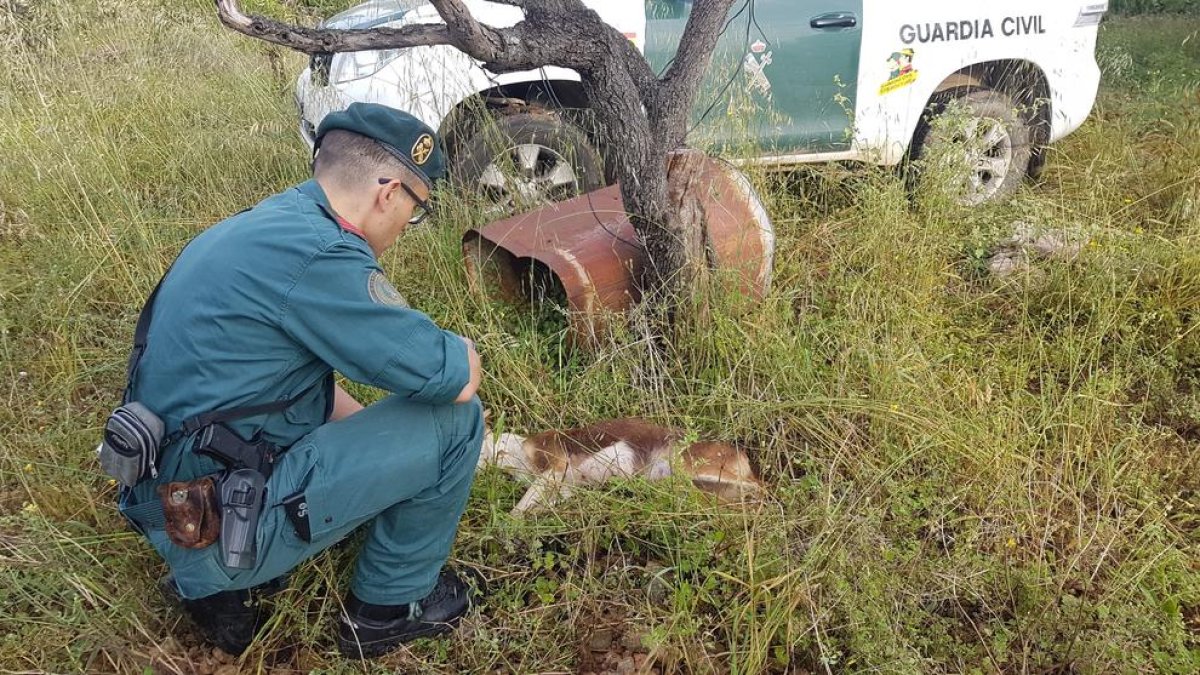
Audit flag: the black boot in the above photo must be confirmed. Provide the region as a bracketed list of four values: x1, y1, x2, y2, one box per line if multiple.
[337, 569, 477, 659]
[160, 575, 288, 656]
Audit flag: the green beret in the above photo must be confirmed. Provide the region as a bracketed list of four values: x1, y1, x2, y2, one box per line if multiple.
[315, 102, 447, 187]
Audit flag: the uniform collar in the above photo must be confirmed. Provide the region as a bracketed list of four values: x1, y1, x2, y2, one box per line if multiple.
[296, 179, 366, 240]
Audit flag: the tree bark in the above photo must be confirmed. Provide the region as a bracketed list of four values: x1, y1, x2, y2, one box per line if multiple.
[213, 0, 737, 313]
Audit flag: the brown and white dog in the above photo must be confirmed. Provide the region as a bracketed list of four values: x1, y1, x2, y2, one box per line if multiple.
[478, 417, 761, 514]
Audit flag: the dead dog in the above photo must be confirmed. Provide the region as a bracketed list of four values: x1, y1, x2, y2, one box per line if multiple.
[478, 417, 761, 514]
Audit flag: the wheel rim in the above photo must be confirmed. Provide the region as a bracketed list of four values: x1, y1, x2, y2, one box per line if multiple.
[958, 117, 1013, 205]
[927, 113, 1015, 205]
[476, 143, 581, 209]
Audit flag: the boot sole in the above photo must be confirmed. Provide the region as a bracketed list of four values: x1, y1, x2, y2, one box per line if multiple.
[336, 616, 461, 659]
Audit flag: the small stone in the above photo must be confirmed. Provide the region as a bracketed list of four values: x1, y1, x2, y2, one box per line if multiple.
[621, 630, 647, 651]
[214, 665, 240, 675]
[1006, 221, 1088, 260]
[646, 574, 671, 605]
[632, 653, 649, 668]
[987, 250, 1028, 278]
[212, 647, 233, 664]
[615, 656, 637, 675]
[159, 636, 181, 654]
[1032, 232, 1085, 259]
[588, 628, 615, 652]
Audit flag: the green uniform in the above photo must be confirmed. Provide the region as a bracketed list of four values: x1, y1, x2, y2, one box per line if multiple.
[122, 179, 482, 605]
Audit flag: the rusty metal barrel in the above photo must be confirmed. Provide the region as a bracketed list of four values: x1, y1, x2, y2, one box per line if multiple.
[462, 153, 774, 345]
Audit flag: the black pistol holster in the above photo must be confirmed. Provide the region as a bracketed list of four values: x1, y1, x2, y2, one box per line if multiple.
[183, 401, 303, 570]
[191, 423, 275, 570]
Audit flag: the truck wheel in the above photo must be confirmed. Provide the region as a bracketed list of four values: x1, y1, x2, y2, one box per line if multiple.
[450, 112, 606, 210]
[911, 89, 1032, 205]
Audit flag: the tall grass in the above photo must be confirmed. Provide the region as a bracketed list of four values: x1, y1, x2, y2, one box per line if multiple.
[2, 1, 1198, 673]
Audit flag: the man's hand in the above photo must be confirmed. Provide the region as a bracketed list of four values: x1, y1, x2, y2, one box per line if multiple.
[454, 336, 482, 403]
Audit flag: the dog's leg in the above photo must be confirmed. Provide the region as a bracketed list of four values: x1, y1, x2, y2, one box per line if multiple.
[511, 473, 573, 515]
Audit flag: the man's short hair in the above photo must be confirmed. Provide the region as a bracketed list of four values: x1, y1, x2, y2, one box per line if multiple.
[312, 129, 420, 190]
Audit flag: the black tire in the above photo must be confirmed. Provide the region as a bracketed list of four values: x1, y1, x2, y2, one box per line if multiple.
[449, 112, 606, 209]
[910, 88, 1032, 205]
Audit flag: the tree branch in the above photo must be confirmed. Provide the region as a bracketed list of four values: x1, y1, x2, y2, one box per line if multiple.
[214, 0, 657, 96]
[428, 0, 506, 62]
[214, 0, 457, 53]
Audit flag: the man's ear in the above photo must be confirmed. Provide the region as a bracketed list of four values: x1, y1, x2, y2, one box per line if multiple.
[375, 179, 401, 211]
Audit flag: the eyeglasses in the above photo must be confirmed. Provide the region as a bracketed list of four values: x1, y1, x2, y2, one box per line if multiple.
[378, 177, 434, 225]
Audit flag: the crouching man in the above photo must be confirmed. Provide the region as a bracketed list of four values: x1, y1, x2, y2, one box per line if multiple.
[102, 103, 484, 659]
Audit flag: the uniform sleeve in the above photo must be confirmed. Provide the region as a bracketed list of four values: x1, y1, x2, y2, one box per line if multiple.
[280, 243, 470, 404]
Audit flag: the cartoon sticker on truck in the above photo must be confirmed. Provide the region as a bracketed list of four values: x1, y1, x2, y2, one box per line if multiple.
[881, 49, 918, 95]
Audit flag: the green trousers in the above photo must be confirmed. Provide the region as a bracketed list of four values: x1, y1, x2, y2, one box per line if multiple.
[154, 395, 483, 605]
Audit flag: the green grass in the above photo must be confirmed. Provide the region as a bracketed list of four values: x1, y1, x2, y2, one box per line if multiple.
[2, 2, 1198, 673]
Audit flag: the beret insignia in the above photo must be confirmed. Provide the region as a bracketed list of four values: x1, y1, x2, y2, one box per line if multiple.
[411, 134, 434, 166]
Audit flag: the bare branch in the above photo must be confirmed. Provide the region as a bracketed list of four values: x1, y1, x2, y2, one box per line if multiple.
[214, 0, 457, 54]
[428, 0, 506, 62]
[214, 0, 656, 96]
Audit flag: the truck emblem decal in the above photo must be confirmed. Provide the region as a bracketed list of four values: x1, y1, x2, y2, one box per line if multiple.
[743, 49, 774, 95]
[880, 49, 918, 95]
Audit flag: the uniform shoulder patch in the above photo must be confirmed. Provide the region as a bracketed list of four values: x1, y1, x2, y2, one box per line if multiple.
[367, 270, 408, 307]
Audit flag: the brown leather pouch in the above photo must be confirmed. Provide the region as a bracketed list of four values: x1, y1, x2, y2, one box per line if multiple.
[157, 477, 221, 549]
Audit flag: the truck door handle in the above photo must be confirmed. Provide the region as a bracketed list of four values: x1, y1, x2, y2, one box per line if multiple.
[810, 12, 858, 29]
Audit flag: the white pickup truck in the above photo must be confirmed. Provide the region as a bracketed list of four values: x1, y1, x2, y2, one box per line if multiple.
[295, 0, 1107, 205]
